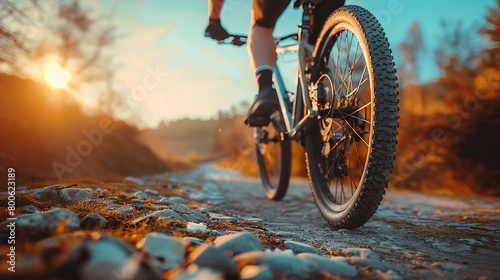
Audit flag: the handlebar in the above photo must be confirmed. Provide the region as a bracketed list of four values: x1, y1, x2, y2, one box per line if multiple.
[216, 33, 299, 47]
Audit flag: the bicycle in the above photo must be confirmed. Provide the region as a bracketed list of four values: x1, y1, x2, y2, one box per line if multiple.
[218, 0, 399, 229]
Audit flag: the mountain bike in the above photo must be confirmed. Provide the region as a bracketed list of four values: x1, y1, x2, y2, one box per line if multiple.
[219, 1, 399, 229]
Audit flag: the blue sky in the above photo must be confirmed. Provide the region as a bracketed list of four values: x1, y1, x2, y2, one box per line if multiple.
[81, 0, 497, 128]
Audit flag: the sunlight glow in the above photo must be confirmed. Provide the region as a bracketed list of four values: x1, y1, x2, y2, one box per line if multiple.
[43, 64, 70, 89]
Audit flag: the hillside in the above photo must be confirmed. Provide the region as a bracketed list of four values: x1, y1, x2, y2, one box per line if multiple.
[0, 74, 167, 186]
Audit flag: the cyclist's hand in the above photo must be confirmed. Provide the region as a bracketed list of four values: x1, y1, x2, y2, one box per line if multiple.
[204, 18, 230, 41]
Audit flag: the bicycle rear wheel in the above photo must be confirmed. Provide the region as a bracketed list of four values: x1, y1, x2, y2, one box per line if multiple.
[255, 110, 291, 201]
[305, 5, 399, 229]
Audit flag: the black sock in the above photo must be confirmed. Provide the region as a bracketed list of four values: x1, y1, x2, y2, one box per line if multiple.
[256, 69, 273, 91]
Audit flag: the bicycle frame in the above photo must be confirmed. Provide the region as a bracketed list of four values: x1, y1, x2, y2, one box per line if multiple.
[273, 1, 318, 141]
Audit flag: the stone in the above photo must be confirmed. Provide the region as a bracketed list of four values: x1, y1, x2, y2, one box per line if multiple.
[170, 203, 193, 214]
[184, 237, 205, 246]
[298, 253, 358, 277]
[189, 244, 239, 277]
[125, 176, 145, 186]
[158, 196, 185, 205]
[187, 222, 208, 232]
[80, 213, 107, 229]
[240, 264, 273, 280]
[137, 232, 188, 271]
[283, 240, 317, 254]
[60, 188, 93, 202]
[145, 189, 159, 196]
[130, 210, 187, 226]
[39, 233, 160, 280]
[342, 248, 379, 260]
[30, 185, 64, 200]
[106, 204, 134, 213]
[20, 204, 38, 213]
[209, 213, 237, 222]
[214, 232, 262, 256]
[134, 191, 149, 200]
[167, 264, 223, 280]
[234, 251, 316, 279]
[0, 209, 79, 240]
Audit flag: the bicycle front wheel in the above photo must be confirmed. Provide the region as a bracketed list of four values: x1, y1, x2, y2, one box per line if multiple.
[305, 5, 399, 229]
[255, 110, 291, 201]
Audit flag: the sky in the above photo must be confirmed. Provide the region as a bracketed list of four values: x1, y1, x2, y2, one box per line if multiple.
[75, 0, 497, 128]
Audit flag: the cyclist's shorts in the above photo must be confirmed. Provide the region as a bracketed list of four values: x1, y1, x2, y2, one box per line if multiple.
[253, 0, 346, 42]
[253, 0, 291, 28]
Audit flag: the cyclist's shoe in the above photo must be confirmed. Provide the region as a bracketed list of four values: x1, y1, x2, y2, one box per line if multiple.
[244, 86, 280, 127]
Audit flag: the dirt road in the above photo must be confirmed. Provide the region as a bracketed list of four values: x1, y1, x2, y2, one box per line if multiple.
[169, 164, 500, 279]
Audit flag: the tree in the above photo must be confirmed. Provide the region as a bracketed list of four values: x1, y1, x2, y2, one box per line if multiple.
[399, 21, 425, 114]
[0, 0, 117, 90]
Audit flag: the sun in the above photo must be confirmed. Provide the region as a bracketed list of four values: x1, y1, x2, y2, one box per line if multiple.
[43, 64, 70, 89]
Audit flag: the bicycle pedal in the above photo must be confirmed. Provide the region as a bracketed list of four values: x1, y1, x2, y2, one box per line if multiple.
[244, 117, 271, 127]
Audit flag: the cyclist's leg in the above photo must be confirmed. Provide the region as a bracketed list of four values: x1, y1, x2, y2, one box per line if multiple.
[245, 0, 291, 126]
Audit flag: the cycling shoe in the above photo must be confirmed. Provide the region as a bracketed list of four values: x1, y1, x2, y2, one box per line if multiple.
[244, 87, 280, 127]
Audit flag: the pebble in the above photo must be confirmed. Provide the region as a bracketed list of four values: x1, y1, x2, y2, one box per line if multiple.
[189, 244, 239, 277]
[283, 240, 317, 254]
[106, 204, 135, 213]
[60, 188, 93, 202]
[30, 185, 63, 200]
[158, 196, 185, 205]
[342, 248, 379, 260]
[80, 213, 107, 229]
[21, 204, 38, 213]
[0, 209, 79, 239]
[134, 191, 149, 200]
[240, 264, 273, 280]
[145, 189, 159, 196]
[125, 176, 145, 186]
[234, 251, 316, 279]
[130, 210, 188, 225]
[209, 213, 237, 222]
[187, 222, 208, 232]
[137, 232, 188, 271]
[298, 253, 358, 277]
[214, 232, 262, 256]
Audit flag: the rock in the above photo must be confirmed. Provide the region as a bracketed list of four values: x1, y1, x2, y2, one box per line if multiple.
[170, 203, 193, 214]
[342, 248, 379, 260]
[30, 185, 64, 200]
[60, 188, 93, 202]
[298, 253, 358, 277]
[137, 232, 188, 271]
[240, 265, 273, 280]
[130, 210, 187, 225]
[187, 222, 208, 232]
[209, 213, 237, 222]
[106, 204, 135, 213]
[234, 251, 316, 279]
[126, 176, 145, 186]
[21, 204, 38, 213]
[145, 189, 159, 196]
[158, 196, 185, 205]
[131, 198, 146, 209]
[0, 209, 79, 240]
[167, 264, 223, 280]
[283, 240, 317, 254]
[134, 191, 149, 200]
[214, 232, 262, 256]
[170, 203, 208, 222]
[184, 237, 205, 246]
[80, 213, 107, 229]
[39, 233, 160, 280]
[189, 244, 239, 277]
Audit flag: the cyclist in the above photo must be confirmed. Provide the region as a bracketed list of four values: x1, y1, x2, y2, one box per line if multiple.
[205, 0, 345, 126]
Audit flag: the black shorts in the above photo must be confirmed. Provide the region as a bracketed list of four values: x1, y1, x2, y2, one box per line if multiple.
[253, 0, 345, 43]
